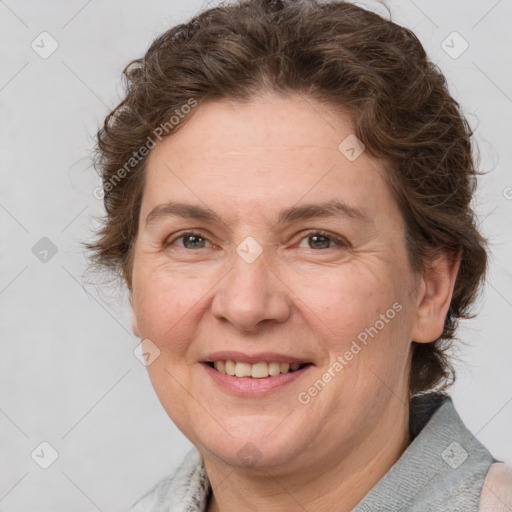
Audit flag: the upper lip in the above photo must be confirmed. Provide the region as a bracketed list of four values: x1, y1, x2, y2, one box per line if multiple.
[202, 351, 311, 365]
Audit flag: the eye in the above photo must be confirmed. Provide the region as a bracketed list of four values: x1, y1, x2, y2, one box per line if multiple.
[166, 231, 210, 250]
[298, 231, 347, 250]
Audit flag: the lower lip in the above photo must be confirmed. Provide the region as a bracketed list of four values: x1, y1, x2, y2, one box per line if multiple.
[202, 363, 311, 396]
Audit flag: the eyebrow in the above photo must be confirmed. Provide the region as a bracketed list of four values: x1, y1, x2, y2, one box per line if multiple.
[145, 200, 370, 228]
[276, 200, 369, 226]
[145, 202, 223, 227]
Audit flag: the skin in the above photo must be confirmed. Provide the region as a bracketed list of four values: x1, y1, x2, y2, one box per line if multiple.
[130, 92, 460, 512]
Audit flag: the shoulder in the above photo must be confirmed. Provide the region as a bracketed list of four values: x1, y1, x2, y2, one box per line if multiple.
[479, 462, 512, 512]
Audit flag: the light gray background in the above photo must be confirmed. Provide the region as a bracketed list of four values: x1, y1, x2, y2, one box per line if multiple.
[1, 0, 511, 510]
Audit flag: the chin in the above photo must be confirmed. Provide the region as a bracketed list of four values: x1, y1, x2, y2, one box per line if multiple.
[189, 415, 311, 471]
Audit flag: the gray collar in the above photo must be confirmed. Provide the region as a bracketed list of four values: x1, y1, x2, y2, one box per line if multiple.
[131, 393, 496, 512]
[353, 393, 496, 511]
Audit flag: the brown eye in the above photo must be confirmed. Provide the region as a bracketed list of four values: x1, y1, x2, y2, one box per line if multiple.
[181, 234, 206, 249]
[298, 231, 346, 250]
[308, 234, 332, 249]
[166, 232, 210, 249]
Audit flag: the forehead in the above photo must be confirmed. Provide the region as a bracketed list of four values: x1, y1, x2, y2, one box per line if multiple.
[151, 93, 358, 161]
[141, 93, 401, 230]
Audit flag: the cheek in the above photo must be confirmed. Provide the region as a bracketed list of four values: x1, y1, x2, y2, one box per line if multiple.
[290, 266, 399, 336]
[132, 266, 206, 351]
[291, 264, 412, 385]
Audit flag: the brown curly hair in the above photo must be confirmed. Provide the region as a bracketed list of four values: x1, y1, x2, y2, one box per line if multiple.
[87, 0, 487, 397]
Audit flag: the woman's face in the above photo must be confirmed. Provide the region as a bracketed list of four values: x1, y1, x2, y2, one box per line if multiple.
[130, 93, 445, 474]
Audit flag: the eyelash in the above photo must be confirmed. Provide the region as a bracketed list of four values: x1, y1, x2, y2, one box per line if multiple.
[165, 230, 348, 250]
[164, 231, 210, 249]
[298, 230, 348, 250]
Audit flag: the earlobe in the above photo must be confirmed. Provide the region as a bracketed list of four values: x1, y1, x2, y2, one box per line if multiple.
[130, 294, 140, 338]
[411, 249, 461, 343]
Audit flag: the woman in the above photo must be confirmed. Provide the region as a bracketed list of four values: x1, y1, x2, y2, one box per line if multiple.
[87, 0, 512, 510]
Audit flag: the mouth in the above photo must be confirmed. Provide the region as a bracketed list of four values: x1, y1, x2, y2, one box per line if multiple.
[200, 351, 314, 395]
[205, 360, 311, 378]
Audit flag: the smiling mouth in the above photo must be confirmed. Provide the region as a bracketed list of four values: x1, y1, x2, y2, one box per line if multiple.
[206, 360, 311, 378]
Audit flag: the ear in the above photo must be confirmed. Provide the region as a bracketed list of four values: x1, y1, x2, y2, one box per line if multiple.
[129, 292, 140, 338]
[411, 249, 461, 343]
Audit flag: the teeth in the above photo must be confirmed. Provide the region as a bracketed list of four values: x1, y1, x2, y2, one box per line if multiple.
[212, 360, 305, 378]
[235, 362, 251, 377]
[268, 362, 281, 376]
[251, 362, 268, 378]
[225, 360, 236, 376]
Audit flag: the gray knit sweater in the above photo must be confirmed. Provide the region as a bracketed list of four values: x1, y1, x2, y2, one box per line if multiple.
[131, 393, 498, 511]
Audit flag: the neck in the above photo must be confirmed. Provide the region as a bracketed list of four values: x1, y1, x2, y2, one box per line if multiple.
[205, 398, 410, 512]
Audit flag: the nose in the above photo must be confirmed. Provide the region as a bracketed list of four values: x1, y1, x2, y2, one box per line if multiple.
[211, 248, 291, 332]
